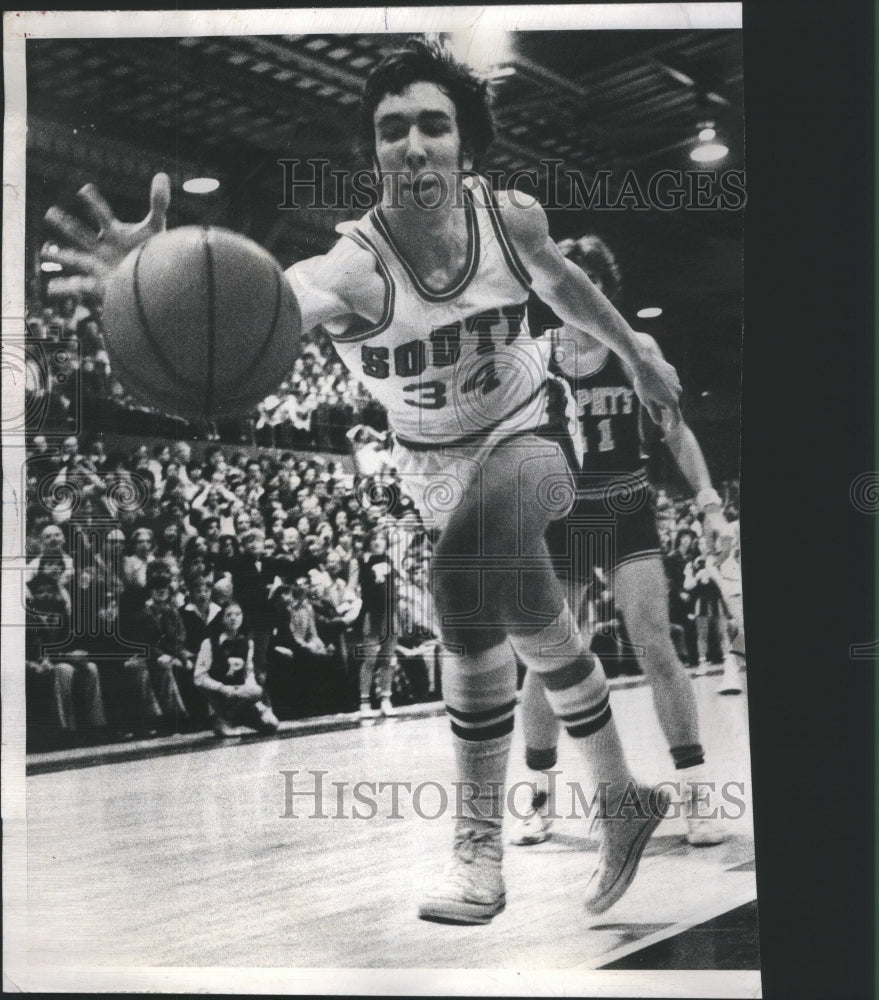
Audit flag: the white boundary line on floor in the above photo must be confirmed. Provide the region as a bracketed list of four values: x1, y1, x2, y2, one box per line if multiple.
[583, 882, 759, 971]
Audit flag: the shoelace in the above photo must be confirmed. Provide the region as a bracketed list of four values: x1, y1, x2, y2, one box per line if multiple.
[434, 828, 501, 894]
[453, 826, 501, 863]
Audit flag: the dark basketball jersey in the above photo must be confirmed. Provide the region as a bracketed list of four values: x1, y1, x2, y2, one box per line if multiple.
[550, 338, 652, 499]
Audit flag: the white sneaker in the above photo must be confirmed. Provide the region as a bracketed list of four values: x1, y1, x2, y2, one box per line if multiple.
[583, 783, 671, 915]
[508, 791, 553, 846]
[418, 822, 506, 924]
[380, 697, 396, 717]
[717, 657, 742, 695]
[684, 783, 726, 846]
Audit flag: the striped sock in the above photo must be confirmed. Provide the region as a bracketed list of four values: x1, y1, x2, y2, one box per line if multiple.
[510, 606, 631, 803]
[442, 641, 516, 826]
[671, 743, 705, 771]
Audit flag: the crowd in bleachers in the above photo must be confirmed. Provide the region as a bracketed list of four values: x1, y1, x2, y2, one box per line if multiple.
[24, 429, 443, 749]
[23, 294, 742, 750]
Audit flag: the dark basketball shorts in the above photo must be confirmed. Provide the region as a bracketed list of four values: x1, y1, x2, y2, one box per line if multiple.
[545, 481, 662, 588]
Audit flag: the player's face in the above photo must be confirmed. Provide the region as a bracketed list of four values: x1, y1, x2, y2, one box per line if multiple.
[373, 82, 470, 207]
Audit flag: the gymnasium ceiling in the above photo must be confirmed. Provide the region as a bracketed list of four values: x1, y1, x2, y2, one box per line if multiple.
[26, 29, 745, 408]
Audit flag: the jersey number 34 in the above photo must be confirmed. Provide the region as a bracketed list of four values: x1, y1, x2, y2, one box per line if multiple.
[360, 304, 525, 410]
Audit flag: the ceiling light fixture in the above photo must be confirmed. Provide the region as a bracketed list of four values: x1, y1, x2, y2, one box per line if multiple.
[183, 177, 220, 194]
[636, 306, 663, 319]
[690, 121, 728, 163]
[41, 261, 63, 272]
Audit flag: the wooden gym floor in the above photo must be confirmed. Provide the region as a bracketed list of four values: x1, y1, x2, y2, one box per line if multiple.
[17, 669, 760, 995]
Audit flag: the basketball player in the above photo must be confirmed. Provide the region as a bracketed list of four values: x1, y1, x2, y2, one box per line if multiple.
[44, 38, 683, 925]
[509, 235, 736, 850]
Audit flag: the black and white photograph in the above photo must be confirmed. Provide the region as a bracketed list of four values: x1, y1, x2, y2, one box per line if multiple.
[3, 6, 761, 995]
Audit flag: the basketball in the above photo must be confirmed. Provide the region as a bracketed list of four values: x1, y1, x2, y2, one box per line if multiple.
[102, 226, 301, 418]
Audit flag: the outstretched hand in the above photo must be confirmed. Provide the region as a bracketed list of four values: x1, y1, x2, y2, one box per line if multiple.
[42, 173, 171, 299]
[632, 352, 683, 428]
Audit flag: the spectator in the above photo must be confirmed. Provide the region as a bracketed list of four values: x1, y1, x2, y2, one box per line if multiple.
[309, 556, 361, 675]
[180, 573, 224, 659]
[230, 528, 282, 693]
[357, 529, 397, 720]
[395, 559, 441, 703]
[664, 528, 699, 666]
[26, 523, 74, 589]
[269, 581, 335, 717]
[127, 563, 190, 727]
[121, 526, 157, 616]
[26, 572, 107, 744]
[76, 593, 165, 738]
[194, 602, 278, 737]
[28, 433, 57, 488]
[684, 537, 734, 669]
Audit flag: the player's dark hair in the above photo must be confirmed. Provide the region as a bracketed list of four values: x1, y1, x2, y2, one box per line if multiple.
[359, 36, 495, 171]
[559, 235, 623, 302]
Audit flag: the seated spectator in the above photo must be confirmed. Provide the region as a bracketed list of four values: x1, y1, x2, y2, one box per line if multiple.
[26, 523, 74, 589]
[154, 516, 185, 581]
[269, 581, 336, 717]
[99, 527, 128, 598]
[121, 526, 157, 617]
[308, 564, 361, 709]
[76, 593, 165, 738]
[126, 562, 190, 727]
[230, 528, 283, 691]
[27, 433, 57, 488]
[211, 574, 235, 610]
[180, 573, 224, 659]
[181, 535, 214, 583]
[32, 553, 73, 616]
[215, 533, 240, 575]
[194, 602, 278, 737]
[26, 572, 107, 745]
[197, 514, 222, 555]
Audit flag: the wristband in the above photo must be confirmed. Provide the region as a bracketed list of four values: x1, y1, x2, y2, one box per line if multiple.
[696, 487, 723, 512]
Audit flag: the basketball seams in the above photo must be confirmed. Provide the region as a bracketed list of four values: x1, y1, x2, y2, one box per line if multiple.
[229, 262, 286, 393]
[131, 244, 201, 391]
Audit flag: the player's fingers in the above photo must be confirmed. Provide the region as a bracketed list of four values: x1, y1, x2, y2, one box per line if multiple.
[44, 206, 100, 251]
[76, 183, 117, 231]
[41, 242, 99, 274]
[46, 274, 101, 298]
[147, 173, 171, 231]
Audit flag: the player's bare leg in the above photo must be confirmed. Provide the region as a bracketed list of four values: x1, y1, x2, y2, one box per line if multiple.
[512, 554, 724, 850]
[508, 667, 559, 845]
[615, 558, 725, 845]
[418, 437, 668, 923]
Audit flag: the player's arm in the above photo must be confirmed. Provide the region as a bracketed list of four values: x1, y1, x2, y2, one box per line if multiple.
[284, 238, 386, 335]
[636, 333, 732, 548]
[499, 193, 681, 425]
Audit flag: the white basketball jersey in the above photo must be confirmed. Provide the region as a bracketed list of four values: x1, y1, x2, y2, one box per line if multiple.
[328, 176, 551, 446]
